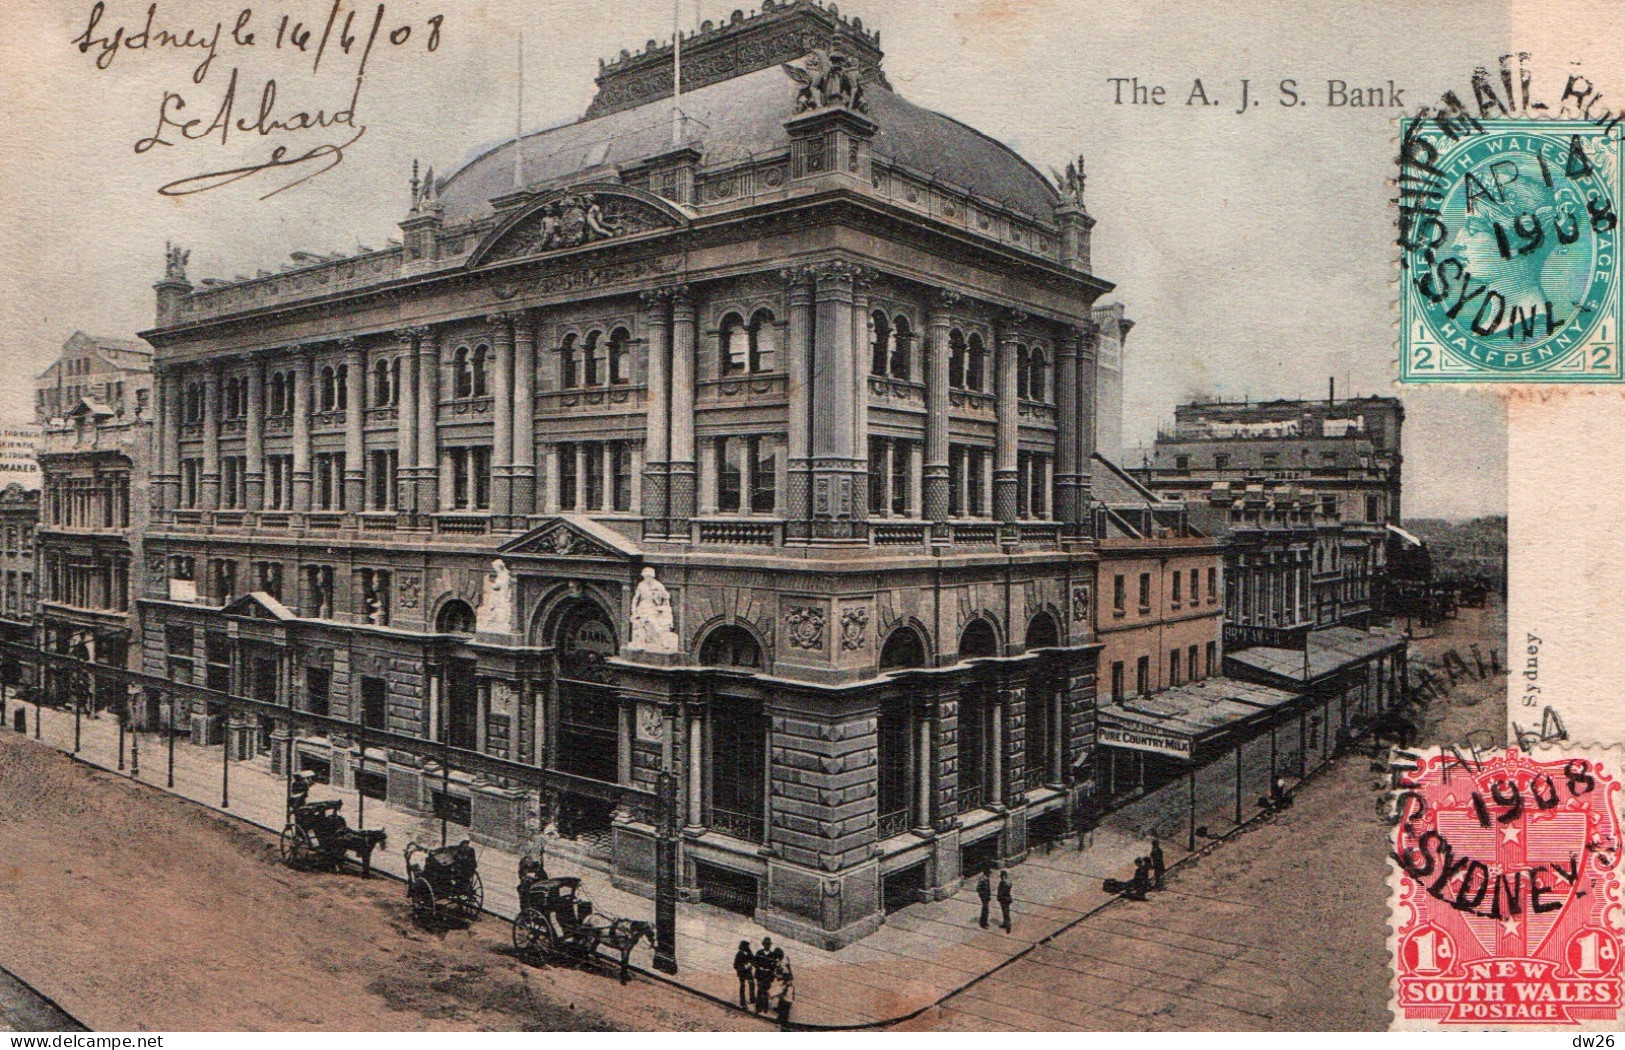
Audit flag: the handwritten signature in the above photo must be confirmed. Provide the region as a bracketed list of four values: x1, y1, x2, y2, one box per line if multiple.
[73, 1, 444, 199]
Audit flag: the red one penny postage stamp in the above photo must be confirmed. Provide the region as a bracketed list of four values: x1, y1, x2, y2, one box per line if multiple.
[1390, 747, 1624, 1027]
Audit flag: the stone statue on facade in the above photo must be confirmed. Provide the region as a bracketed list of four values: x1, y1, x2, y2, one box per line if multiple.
[783, 50, 867, 114]
[475, 558, 515, 635]
[164, 242, 190, 282]
[626, 567, 679, 653]
[1053, 155, 1087, 207]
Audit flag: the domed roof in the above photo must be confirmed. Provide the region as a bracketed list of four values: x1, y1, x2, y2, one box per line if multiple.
[434, 64, 1060, 227]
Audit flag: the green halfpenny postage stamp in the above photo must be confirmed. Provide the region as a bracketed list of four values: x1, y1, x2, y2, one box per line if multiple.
[1400, 119, 1622, 382]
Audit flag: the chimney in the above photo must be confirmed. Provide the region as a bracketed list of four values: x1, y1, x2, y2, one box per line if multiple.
[1328, 376, 1335, 405]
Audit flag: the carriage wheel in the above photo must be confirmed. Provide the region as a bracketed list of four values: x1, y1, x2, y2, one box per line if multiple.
[460, 872, 484, 921]
[408, 875, 438, 926]
[280, 824, 316, 869]
[512, 908, 554, 956]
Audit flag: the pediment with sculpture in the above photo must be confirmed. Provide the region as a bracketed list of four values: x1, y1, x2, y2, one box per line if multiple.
[497, 516, 642, 562]
[470, 184, 691, 268]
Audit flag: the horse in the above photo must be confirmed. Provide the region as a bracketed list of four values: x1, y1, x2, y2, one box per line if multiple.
[601, 918, 655, 985]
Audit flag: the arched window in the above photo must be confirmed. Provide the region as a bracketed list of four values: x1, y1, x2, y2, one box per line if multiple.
[607, 327, 631, 385]
[700, 624, 762, 669]
[1016, 345, 1031, 400]
[373, 358, 392, 406]
[319, 366, 336, 411]
[471, 345, 489, 397]
[335, 364, 348, 410]
[1029, 347, 1048, 402]
[436, 599, 477, 635]
[959, 617, 999, 659]
[453, 347, 473, 399]
[1025, 611, 1060, 650]
[559, 334, 579, 389]
[719, 313, 747, 376]
[581, 332, 601, 387]
[890, 315, 912, 380]
[967, 333, 988, 392]
[949, 329, 967, 389]
[879, 626, 927, 671]
[870, 310, 891, 377]
[748, 309, 777, 372]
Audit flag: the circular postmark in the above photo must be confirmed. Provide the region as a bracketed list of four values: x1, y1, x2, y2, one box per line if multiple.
[1402, 123, 1621, 377]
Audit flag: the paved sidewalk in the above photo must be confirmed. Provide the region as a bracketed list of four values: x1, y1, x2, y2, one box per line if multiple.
[10, 701, 1331, 1028]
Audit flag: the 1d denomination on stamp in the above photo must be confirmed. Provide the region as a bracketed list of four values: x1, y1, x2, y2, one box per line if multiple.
[1390, 747, 1623, 1027]
[1400, 120, 1622, 382]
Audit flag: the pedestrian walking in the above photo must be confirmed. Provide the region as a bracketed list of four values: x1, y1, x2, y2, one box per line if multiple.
[1150, 837, 1166, 890]
[772, 958, 795, 1024]
[975, 868, 992, 928]
[996, 868, 1013, 932]
[1129, 856, 1151, 900]
[752, 938, 778, 1014]
[1073, 792, 1098, 852]
[732, 939, 756, 1010]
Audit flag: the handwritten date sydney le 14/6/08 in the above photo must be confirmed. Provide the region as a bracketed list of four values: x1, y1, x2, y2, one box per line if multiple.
[1109, 77, 1406, 113]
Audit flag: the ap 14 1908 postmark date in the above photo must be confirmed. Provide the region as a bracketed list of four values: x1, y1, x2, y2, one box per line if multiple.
[1400, 120, 1622, 382]
[1390, 748, 1623, 1027]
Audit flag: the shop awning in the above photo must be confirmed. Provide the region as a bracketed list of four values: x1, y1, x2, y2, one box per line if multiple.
[1225, 625, 1407, 685]
[1096, 676, 1299, 759]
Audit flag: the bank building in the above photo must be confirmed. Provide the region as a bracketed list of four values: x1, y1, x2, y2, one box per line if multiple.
[139, 1, 1116, 947]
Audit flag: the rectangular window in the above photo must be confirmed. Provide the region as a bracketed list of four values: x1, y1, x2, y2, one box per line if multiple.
[1138, 572, 1151, 612]
[256, 562, 283, 602]
[1205, 641, 1217, 678]
[213, 559, 237, 603]
[718, 437, 742, 513]
[1208, 567, 1218, 603]
[1111, 661, 1125, 702]
[1213, 453, 1229, 470]
[306, 666, 330, 717]
[1017, 452, 1031, 519]
[612, 443, 632, 513]
[1136, 655, 1150, 696]
[753, 438, 776, 514]
[450, 449, 470, 510]
[1113, 574, 1125, 613]
[867, 438, 886, 516]
[370, 449, 398, 511]
[1171, 570, 1182, 605]
[166, 624, 194, 656]
[205, 631, 232, 693]
[360, 676, 387, 730]
[967, 448, 986, 516]
[948, 446, 964, 517]
[1030, 454, 1047, 519]
[584, 442, 605, 511]
[1191, 568, 1200, 603]
[558, 444, 577, 510]
[472, 446, 491, 510]
[1169, 649, 1181, 687]
[1188, 645, 1199, 682]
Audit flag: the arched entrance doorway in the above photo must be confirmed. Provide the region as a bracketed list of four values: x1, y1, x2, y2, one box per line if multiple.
[1024, 612, 1061, 801]
[550, 597, 620, 842]
[436, 599, 480, 750]
[957, 618, 999, 813]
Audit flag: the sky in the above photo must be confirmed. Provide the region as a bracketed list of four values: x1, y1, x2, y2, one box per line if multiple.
[0, 0, 1516, 518]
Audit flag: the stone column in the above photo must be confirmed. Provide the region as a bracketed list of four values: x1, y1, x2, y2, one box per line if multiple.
[925, 293, 956, 539]
[489, 313, 515, 523]
[990, 689, 1006, 808]
[543, 445, 562, 514]
[784, 269, 815, 540]
[686, 710, 704, 829]
[630, 444, 644, 515]
[850, 277, 872, 522]
[342, 339, 365, 514]
[245, 358, 265, 511]
[667, 288, 697, 536]
[512, 315, 537, 521]
[573, 444, 587, 513]
[395, 328, 420, 520]
[908, 442, 923, 519]
[416, 328, 441, 517]
[914, 703, 933, 832]
[1054, 327, 1081, 526]
[699, 440, 719, 515]
[994, 315, 1024, 523]
[200, 364, 221, 511]
[640, 290, 671, 536]
[810, 263, 867, 542]
[291, 349, 313, 513]
[1076, 321, 1098, 507]
[155, 370, 179, 515]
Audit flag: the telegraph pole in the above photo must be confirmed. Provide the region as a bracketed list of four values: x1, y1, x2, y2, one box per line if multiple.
[654, 769, 679, 974]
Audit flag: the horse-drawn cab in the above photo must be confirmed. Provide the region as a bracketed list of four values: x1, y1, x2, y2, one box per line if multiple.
[512, 865, 653, 984]
[279, 771, 388, 876]
[404, 840, 484, 927]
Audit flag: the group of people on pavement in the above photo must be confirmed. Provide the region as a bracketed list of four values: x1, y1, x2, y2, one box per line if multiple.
[733, 936, 794, 1023]
[974, 867, 1015, 932]
[1124, 837, 1166, 900]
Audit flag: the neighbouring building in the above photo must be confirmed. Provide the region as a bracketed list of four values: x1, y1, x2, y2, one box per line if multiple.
[0, 483, 39, 689]
[35, 336, 153, 717]
[0, 428, 42, 491]
[136, 1, 1119, 947]
[1091, 304, 1132, 463]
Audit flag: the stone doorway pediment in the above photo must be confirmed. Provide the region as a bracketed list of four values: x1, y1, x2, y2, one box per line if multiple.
[496, 515, 642, 562]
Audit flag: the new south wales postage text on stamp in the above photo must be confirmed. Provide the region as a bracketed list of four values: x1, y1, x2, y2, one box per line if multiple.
[1400, 118, 1623, 382]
